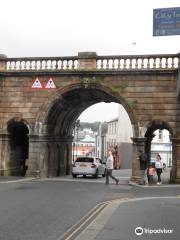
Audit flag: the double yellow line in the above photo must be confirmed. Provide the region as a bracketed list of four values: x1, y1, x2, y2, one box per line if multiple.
[58, 200, 111, 240]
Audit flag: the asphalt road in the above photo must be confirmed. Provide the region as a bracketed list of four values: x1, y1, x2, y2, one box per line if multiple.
[0, 177, 180, 240]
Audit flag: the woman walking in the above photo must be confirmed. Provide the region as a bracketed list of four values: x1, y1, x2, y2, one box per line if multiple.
[155, 154, 163, 185]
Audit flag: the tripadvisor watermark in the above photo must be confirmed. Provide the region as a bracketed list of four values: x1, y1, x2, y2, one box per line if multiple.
[135, 226, 174, 236]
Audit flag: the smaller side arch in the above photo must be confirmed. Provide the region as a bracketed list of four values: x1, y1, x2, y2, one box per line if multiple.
[7, 118, 32, 135]
[6, 118, 30, 176]
[145, 119, 174, 137]
[144, 119, 173, 175]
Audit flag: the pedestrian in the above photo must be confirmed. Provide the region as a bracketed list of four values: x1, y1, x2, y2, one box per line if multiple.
[155, 154, 163, 185]
[147, 164, 155, 185]
[105, 150, 119, 185]
[163, 163, 166, 170]
[139, 150, 148, 185]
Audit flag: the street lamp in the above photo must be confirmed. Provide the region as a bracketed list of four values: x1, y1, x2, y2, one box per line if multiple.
[72, 119, 80, 162]
[75, 120, 80, 159]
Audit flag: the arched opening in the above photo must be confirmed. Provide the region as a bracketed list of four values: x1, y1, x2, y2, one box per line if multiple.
[7, 119, 29, 176]
[145, 120, 172, 184]
[40, 84, 137, 177]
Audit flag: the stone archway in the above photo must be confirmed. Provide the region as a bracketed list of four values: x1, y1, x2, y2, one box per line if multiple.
[145, 120, 173, 161]
[7, 118, 29, 176]
[145, 119, 174, 183]
[30, 83, 139, 178]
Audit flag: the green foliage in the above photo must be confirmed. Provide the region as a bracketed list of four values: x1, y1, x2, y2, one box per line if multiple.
[93, 77, 104, 84]
[79, 122, 101, 132]
[126, 100, 137, 108]
[110, 82, 127, 95]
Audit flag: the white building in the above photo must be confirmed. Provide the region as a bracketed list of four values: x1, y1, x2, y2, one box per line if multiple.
[73, 135, 95, 160]
[95, 123, 107, 160]
[96, 104, 133, 169]
[106, 117, 118, 149]
[151, 129, 172, 167]
[117, 105, 133, 143]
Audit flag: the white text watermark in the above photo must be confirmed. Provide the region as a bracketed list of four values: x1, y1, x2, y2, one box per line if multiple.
[135, 226, 174, 236]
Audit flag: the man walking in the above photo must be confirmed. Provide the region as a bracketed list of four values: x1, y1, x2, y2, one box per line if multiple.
[139, 150, 147, 185]
[106, 150, 119, 185]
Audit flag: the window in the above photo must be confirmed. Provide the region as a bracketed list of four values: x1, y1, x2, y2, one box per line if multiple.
[76, 157, 94, 163]
[159, 130, 163, 140]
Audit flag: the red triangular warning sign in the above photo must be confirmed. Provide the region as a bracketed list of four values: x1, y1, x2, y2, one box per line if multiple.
[45, 78, 56, 89]
[32, 78, 42, 88]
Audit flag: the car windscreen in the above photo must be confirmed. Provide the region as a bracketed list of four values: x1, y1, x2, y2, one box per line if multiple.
[76, 157, 94, 163]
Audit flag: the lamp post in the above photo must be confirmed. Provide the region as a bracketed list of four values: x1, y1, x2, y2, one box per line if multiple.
[75, 120, 80, 160]
[72, 120, 80, 162]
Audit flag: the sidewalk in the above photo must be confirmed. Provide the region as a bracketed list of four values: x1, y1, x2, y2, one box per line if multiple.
[44, 169, 131, 185]
[0, 176, 37, 183]
[0, 168, 171, 184]
[74, 196, 180, 240]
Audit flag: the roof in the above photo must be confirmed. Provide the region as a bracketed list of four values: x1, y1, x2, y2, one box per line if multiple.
[107, 117, 118, 123]
[81, 135, 95, 143]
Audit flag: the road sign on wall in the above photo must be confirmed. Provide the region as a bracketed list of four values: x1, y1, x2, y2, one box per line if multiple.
[153, 7, 180, 36]
[45, 78, 56, 89]
[32, 78, 42, 88]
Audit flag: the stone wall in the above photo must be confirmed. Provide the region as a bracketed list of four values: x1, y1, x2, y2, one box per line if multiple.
[0, 52, 180, 182]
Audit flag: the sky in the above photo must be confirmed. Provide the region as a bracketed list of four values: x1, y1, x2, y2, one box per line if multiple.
[0, 0, 180, 57]
[79, 103, 119, 123]
[0, 0, 180, 122]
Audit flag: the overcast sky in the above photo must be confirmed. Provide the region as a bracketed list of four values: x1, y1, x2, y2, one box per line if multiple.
[79, 103, 119, 123]
[0, 0, 180, 122]
[0, 0, 180, 57]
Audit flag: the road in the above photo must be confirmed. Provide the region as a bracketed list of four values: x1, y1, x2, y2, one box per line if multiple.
[0, 170, 179, 240]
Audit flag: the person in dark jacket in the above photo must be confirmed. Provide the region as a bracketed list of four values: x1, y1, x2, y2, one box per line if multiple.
[139, 150, 148, 185]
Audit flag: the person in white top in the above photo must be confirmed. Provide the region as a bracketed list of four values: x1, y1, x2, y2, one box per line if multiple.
[105, 150, 119, 185]
[155, 154, 163, 185]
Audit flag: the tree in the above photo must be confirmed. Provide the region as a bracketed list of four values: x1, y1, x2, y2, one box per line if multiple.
[79, 122, 101, 132]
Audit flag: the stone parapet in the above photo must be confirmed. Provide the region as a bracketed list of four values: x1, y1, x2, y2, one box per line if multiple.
[3, 52, 179, 72]
[0, 54, 7, 71]
[78, 52, 97, 70]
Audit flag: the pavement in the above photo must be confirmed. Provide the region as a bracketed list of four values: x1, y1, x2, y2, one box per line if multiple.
[0, 176, 37, 183]
[38, 167, 172, 186]
[73, 196, 180, 240]
[0, 168, 170, 184]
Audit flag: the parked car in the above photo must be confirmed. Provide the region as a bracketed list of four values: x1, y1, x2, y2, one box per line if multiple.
[72, 157, 106, 178]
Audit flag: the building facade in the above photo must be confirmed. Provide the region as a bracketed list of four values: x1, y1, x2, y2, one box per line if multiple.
[96, 105, 133, 169]
[73, 134, 95, 161]
[95, 123, 107, 161]
[151, 129, 172, 167]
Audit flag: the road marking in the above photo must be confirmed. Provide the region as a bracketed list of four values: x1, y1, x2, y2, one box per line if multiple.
[73, 199, 127, 240]
[125, 196, 180, 202]
[57, 200, 113, 240]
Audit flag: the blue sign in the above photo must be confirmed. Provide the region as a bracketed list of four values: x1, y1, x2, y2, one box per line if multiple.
[153, 7, 180, 36]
